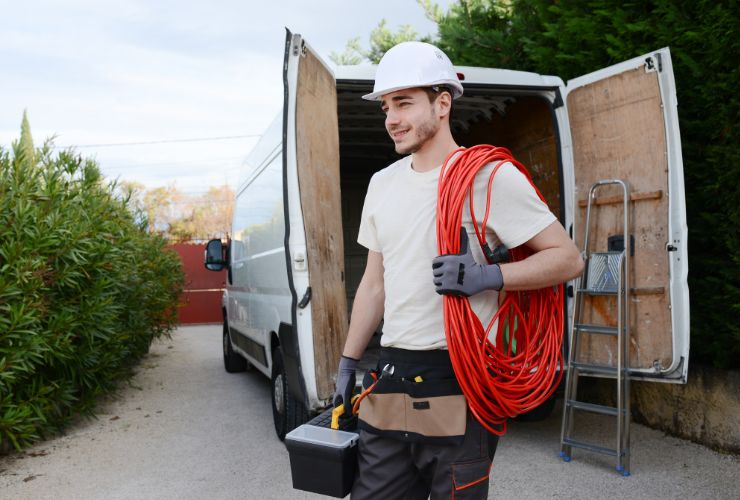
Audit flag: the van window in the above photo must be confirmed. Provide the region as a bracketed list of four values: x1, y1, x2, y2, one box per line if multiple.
[231, 152, 285, 286]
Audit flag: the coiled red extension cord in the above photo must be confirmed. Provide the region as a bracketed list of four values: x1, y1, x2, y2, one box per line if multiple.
[437, 145, 564, 436]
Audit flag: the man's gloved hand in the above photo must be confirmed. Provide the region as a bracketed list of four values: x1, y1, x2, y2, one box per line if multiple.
[433, 229, 504, 297]
[334, 355, 358, 416]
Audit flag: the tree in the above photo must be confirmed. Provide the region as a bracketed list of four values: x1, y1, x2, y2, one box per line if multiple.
[142, 184, 185, 235]
[330, 19, 431, 65]
[119, 183, 235, 242]
[169, 184, 234, 241]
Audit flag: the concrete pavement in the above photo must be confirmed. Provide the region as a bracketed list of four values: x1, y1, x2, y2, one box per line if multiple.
[1, 325, 737, 499]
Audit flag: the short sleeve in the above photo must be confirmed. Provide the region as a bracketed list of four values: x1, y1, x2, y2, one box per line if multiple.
[357, 174, 382, 252]
[485, 162, 557, 248]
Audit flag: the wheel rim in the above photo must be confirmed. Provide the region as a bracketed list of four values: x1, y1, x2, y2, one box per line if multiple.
[223, 330, 229, 356]
[274, 374, 285, 414]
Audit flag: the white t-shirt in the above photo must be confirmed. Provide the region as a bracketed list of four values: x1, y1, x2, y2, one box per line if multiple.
[358, 154, 556, 350]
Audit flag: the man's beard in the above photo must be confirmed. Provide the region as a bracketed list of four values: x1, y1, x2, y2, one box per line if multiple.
[393, 111, 440, 155]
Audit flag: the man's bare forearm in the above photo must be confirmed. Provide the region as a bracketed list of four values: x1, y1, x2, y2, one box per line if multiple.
[500, 246, 583, 291]
[342, 254, 385, 360]
[499, 221, 584, 291]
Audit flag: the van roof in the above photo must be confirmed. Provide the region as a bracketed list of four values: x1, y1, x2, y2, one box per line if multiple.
[237, 62, 564, 190]
[334, 64, 563, 89]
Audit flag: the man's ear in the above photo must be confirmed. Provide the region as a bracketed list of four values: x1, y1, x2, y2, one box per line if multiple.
[436, 91, 452, 119]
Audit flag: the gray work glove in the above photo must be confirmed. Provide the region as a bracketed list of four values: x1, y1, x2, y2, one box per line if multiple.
[433, 229, 504, 297]
[334, 355, 358, 416]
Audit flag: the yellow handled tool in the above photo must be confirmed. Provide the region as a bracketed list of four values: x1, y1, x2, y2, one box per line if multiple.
[331, 395, 360, 430]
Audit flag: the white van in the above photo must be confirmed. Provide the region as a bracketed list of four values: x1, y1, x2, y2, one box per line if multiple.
[205, 30, 689, 440]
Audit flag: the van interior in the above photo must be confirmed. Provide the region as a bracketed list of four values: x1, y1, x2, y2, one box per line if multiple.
[336, 82, 563, 318]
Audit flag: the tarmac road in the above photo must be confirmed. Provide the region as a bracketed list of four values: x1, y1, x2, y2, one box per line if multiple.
[1, 325, 738, 500]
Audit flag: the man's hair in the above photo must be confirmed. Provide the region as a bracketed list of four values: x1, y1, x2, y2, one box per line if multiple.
[423, 85, 453, 103]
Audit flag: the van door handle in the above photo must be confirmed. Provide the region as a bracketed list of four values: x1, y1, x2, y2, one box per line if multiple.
[298, 287, 311, 308]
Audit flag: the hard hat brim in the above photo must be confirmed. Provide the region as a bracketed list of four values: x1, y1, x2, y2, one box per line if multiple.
[362, 81, 464, 101]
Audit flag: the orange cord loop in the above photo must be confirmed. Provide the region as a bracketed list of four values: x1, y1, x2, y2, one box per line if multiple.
[437, 145, 564, 436]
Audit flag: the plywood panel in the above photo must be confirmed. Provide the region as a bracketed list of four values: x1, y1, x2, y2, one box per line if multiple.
[568, 66, 672, 370]
[296, 49, 348, 399]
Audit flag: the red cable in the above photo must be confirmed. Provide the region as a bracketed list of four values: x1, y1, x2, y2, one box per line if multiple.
[436, 145, 564, 436]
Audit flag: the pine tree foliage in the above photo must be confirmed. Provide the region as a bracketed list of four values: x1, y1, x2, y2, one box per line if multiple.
[0, 116, 185, 451]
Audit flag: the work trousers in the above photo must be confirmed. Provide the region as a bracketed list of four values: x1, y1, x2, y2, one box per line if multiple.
[351, 348, 499, 500]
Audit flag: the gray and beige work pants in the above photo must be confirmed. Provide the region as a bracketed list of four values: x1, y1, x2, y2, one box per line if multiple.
[352, 348, 499, 500]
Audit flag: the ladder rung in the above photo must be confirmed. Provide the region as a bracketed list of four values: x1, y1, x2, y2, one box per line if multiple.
[577, 288, 619, 296]
[574, 324, 618, 335]
[562, 438, 624, 457]
[566, 400, 623, 416]
[571, 362, 620, 375]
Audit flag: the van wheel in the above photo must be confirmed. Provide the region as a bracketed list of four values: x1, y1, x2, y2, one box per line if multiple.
[223, 319, 247, 373]
[271, 347, 308, 441]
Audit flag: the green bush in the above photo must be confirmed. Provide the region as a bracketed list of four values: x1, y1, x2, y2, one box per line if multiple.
[432, 0, 740, 369]
[0, 115, 184, 451]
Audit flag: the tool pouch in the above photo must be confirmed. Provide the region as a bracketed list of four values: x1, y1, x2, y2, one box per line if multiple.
[357, 349, 467, 445]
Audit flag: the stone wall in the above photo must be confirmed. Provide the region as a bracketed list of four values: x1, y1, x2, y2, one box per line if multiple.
[579, 365, 740, 453]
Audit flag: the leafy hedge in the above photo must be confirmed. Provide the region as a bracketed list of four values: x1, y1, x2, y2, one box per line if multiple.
[430, 0, 739, 369]
[0, 116, 184, 451]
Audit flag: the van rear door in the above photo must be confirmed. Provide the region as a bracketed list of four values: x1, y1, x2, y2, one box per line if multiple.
[564, 48, 689, 383]
[284, 31, 348, 405]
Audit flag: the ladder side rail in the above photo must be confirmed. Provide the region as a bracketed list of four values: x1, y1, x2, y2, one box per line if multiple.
[617, 179, 631, 475]
[560, 275, 584, 456]
[616, 251, 625, 471]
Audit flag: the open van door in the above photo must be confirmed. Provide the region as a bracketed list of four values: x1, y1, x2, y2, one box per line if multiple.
[565, 48, 689, 383]
[283, 30, 348, 405]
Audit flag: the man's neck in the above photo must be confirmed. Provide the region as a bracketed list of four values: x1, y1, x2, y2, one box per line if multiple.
[411, 129, 459, 172]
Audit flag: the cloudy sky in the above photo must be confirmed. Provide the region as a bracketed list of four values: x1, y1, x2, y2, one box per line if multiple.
[1, 1, 452, 194]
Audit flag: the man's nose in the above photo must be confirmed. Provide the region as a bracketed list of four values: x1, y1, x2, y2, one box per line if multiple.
[385, 108, 401, 128]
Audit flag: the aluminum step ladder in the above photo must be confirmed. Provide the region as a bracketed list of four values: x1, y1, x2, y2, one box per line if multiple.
[560, 179, 632, 476]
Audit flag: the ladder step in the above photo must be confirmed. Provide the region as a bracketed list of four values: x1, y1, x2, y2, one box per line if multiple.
[577, 288, 619, 296]
[562, 438, 624, 457]
[574, 323, 618, 335]
[566, 400, 623, 416]
[571, 362, 620, 375]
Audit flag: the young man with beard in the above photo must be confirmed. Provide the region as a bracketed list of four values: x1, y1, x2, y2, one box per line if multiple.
[334, 42, 584, 499]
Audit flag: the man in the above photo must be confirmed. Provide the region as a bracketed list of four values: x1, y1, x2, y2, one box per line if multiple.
[334, 41, 584, 499]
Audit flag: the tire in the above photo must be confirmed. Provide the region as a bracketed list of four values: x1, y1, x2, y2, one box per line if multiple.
[223, 319, 247, 373]
[271, 347, 309, 441]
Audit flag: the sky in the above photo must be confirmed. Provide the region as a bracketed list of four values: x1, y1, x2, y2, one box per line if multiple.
[1, 0, 452, 195]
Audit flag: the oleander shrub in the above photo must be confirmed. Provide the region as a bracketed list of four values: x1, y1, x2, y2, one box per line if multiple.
[0, 116, 184, 451]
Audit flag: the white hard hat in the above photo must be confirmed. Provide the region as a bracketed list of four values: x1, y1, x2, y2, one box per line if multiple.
[362, 41, 463, 101]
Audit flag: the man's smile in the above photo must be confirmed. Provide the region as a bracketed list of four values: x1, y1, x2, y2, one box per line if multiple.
[390, 128, 410, 140]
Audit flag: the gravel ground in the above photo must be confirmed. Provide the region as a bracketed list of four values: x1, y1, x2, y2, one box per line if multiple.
[1, 325, 737, 500]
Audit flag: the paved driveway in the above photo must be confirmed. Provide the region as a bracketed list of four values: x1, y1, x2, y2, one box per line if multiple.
[1, 325, 737, 499]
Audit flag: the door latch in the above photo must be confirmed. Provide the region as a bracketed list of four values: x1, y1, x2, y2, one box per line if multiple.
[298, 287, 312, 309]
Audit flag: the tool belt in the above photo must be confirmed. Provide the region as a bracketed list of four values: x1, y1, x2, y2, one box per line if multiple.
[358, 347, 467, 445]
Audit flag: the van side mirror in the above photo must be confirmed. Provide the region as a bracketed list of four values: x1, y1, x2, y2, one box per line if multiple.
[204, 239, 228, 271]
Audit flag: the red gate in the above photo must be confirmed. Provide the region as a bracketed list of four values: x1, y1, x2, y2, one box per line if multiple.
[169, 242, 226, 325]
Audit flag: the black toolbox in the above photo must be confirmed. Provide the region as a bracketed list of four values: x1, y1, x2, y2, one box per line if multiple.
[285, 408, 359, 498]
